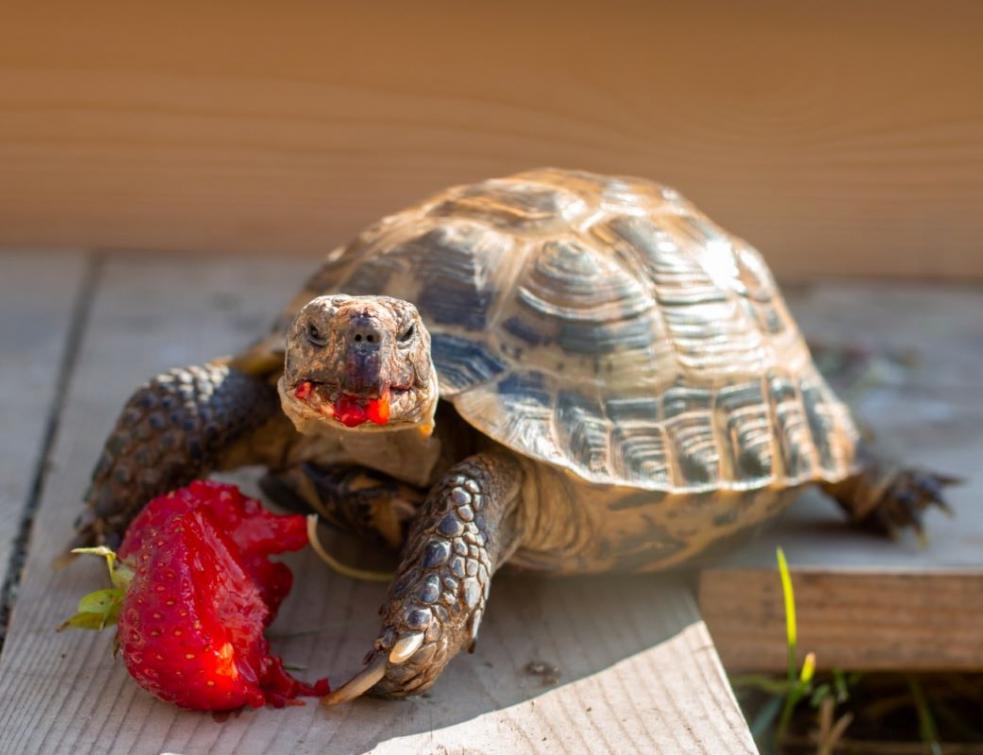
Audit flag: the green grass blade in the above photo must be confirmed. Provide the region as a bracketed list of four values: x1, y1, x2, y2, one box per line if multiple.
[776, 547, 797, 682]
[908, 676, 942, 755]
[750, 694, 784, 742]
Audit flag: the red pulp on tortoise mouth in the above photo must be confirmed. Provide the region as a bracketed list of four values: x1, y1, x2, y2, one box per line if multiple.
[294, 380, 391, 427]
[333, 391, 391, 427]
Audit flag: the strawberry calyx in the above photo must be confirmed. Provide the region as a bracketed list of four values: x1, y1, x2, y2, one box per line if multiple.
[58, 546, 133, 631]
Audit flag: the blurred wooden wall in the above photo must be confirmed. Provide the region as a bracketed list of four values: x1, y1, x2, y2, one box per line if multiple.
[2, 1, 982, 279]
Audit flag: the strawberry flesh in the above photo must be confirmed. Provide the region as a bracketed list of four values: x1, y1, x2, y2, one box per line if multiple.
[293, 380, 391, 428]
[366, 391, 391, 425]
[74, 481, 328, 711]
[333, 391, 391, 428]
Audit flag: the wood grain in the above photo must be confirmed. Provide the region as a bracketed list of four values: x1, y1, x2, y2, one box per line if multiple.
[700, 283, 983, 672]
[0, 251, 88, 587]
[2, 1, 983, 279]
[0, 255, 754, 754]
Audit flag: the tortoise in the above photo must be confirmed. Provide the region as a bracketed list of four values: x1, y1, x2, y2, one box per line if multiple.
[72, 168, 952, 703]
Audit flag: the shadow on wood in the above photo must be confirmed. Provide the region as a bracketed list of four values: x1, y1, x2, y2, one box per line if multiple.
[257, 535, 738, 752]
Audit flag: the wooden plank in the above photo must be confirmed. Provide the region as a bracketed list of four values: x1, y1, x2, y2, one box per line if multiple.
[0, 254, 754, 754]
[700, 283, 983, 672]
[0, 251, 88, 594]
[1, 2, 983, 280]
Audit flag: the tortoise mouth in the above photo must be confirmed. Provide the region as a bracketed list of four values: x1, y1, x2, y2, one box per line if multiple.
[292, 378, 412, 401]
[288, 378, 415, 429]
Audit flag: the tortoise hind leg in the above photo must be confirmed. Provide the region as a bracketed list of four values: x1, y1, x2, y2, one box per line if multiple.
[71, 361, 281, 550]
[821, 444, 960, 539]
[260, 463, 426, 550]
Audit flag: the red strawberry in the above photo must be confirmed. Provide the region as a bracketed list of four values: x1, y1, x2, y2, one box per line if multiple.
[62, 481, 328, 711]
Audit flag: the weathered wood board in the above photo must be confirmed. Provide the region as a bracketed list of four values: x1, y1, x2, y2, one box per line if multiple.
[2, 2, 983, 280]
[0, 255, 754, 754]
[701, 283, 983, 672]
[0, 251, 88, 594]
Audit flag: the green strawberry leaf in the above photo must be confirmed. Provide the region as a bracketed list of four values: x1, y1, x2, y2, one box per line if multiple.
[78, 587, 124, 617]
[59, 587, 125, 631]
[58, 611, 109, 631]
[60, 549, 131, 632]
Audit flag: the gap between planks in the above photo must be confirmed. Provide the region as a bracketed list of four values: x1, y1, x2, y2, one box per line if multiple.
[0, 251, 96, 646]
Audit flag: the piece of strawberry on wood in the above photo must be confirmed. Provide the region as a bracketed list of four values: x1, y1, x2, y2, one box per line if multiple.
[61, 481, 328, 711]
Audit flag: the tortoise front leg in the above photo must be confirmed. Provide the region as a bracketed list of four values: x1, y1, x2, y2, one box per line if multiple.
[71, 362, 282, 550]
[325, 451, 523, 703]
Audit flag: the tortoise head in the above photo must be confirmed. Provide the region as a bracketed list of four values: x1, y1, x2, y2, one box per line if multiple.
[279, 295, 438, 436]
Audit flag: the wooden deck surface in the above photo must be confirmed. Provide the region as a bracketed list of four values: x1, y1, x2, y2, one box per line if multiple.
[0, 252, 754, 755]
[0, 251, 980, 753]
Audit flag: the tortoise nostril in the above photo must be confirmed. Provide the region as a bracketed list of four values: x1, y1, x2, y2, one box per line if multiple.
[348, 317, 383, 351]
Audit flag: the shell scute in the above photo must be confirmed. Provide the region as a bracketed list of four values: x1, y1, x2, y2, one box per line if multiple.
[556, 390, 610, 477]
[430, 333, 506, 392]
[661, 385, 720, 488]
[514, 238, 655, 356]
[714, 380, 774, 482]
[429, 180, 587, 232]
[768, 372, 818, 483]
[498, 371, 551, 408]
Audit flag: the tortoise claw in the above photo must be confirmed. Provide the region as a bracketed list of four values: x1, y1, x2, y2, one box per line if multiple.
[322, 655, 387, 707]
[388, 632, 425, 664]
[913, 472, 960, 516]
[873, 468, 960, 539]
[828, 457, 961, 541]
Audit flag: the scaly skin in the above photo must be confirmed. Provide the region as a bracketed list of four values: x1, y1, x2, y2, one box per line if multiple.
[821, 444, 959, 538]
[325, 451, 523, 702]
[73, 363, 279, 549]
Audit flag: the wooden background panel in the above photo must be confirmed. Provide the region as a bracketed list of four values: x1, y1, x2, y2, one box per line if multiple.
[1, 1, 982, 279]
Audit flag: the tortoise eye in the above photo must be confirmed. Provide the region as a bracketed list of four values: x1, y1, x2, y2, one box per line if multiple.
[306, 322, 327, 347]
[398, 323, 416, 343]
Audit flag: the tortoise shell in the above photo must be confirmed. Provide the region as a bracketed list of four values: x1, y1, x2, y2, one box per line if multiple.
[266, 168, 859, 493]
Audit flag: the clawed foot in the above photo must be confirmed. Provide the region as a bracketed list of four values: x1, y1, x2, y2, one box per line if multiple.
[825, 459, 961, 542]
[866, 468, 960, 540]
[323, 597, 465, 705]
[323, 453, 521, 705]
[323, 484, 493, 704]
